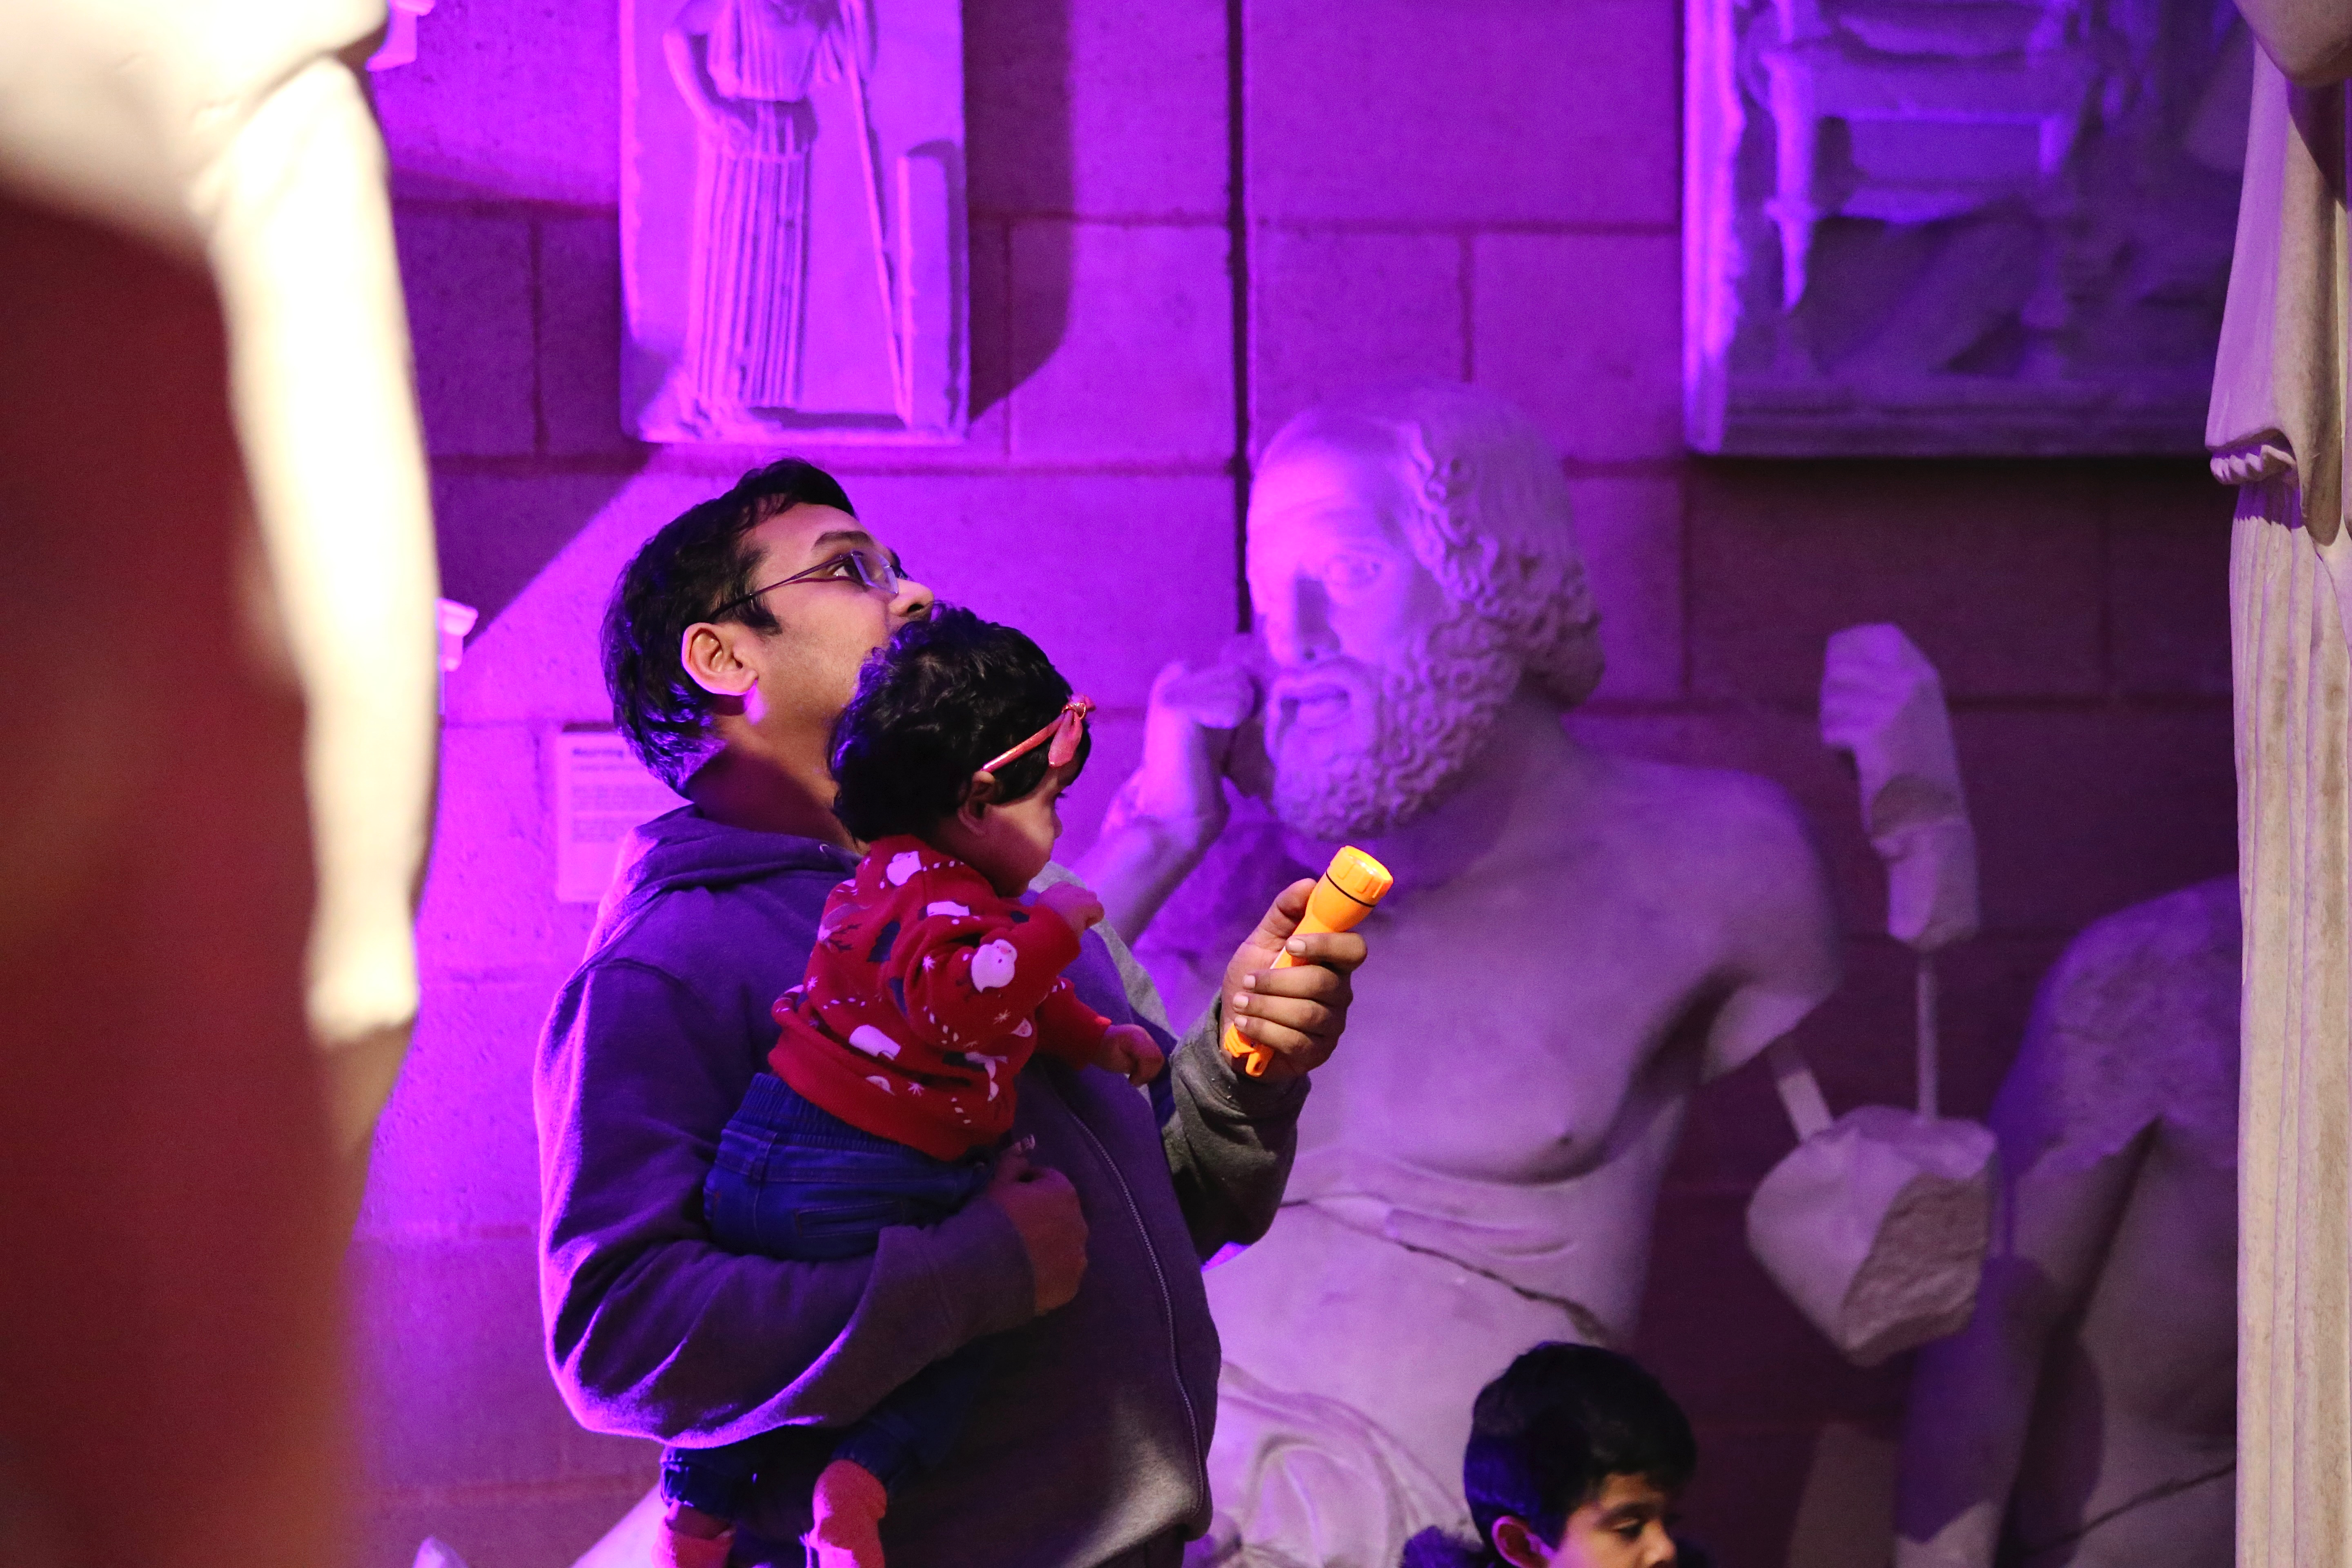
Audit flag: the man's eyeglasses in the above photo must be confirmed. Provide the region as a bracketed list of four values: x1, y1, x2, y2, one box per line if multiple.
[712, 548, 908, 617]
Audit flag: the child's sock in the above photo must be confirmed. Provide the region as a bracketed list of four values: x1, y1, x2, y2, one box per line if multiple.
[656, 1504, 734, 1568]
[802, 1458, 889, 1568]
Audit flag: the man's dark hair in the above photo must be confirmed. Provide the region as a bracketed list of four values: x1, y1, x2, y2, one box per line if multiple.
[829, 606, 1091, 843]
[1401, 1343, 1697, 1566]
[602, 458, 855, 788]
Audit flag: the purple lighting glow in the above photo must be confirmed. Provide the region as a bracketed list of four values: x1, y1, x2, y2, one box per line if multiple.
[354, 3, 2243, 1564]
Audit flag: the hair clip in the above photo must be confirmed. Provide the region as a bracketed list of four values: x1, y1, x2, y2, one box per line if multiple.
[982, 696, 1095, 777]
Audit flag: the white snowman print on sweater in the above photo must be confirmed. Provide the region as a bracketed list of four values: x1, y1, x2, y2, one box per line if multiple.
[970, 938, 1020, 991]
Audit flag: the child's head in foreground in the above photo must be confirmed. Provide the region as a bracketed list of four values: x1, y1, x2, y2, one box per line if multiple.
[1406, 1343, 1697, 1568]
[829, 606, 1094, 894]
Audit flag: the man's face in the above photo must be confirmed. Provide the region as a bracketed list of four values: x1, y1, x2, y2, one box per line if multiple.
[1245, 433, 1518, 841]
[1497, 1475, 1679, 1568]
[726, 502, 933, 744]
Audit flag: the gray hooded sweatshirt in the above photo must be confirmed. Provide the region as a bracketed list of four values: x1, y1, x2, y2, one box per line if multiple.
[535, 808, 1305, 1565]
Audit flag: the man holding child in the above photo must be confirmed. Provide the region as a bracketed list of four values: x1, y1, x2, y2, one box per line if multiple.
[534, 459, 1366, 1568]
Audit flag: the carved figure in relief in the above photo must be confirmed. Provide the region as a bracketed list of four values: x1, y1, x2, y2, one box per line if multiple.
[1895, 878, 2240, 1567]
[1075, 383, 1844, 1566]
[664, 0, 894, 431]
[1689, 0, 2254, 452]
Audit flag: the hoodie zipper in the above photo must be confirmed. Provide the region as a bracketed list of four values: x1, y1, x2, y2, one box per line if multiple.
[1065, 1090, 1210, 1520]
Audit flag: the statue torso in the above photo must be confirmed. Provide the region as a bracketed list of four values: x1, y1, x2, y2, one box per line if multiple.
[1178, 740, 1832, 1336]
[1999, 877, 2241, 1562]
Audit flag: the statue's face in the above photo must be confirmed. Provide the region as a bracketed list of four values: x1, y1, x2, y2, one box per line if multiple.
[1248, 435, 1444, 762]
[1246, 432, 1519, 840]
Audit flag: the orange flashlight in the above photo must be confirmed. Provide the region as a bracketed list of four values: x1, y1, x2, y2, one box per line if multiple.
[1222, 845, 1394, 1077]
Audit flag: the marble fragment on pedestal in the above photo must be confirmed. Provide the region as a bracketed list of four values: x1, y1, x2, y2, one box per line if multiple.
[1748, 1107, 1996, 1366]
[621, 0, 967, 442]
[1746, 624, 1994, 1366]
[1684, 0, 2250, 454]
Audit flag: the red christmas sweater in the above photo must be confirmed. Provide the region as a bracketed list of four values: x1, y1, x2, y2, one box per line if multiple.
[768, 835, 1113, 1161]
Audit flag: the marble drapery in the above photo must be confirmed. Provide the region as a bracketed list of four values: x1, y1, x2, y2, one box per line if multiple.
[2213, 16, 2352, 1564]
[2233, 476, 2352, 1567]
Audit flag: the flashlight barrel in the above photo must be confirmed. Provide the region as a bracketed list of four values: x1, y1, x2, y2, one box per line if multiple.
[1222, 846, 1392, 1076]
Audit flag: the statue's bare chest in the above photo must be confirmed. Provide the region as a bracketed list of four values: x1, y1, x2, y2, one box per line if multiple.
[1298, 873, 1724, 1182]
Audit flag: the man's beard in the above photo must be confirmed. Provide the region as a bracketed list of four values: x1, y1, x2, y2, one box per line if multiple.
[1269, 608, 1519, 842]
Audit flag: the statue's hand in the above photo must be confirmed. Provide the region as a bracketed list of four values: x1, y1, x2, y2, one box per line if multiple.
[1114, 658, 1256, 854]
[1074, 655, 1260, 944]
[1819, 624, 1966, 836]
[1820, 624, 1978, 952]
[714, 103, 769, 153]
[1219, 879, 1366, 1082]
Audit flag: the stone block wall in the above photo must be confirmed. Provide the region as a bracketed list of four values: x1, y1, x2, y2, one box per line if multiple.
[358, 2, 2237, 1564]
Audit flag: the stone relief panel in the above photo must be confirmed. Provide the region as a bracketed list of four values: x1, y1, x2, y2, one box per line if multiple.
[1685, 0, 2251, 454]
[623, 0, 966, 442]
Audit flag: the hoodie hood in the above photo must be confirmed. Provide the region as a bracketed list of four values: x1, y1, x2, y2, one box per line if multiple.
[589, 806, 857, 959]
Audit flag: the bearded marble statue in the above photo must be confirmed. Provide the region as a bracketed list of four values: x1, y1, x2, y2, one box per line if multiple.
[1075, 382, 1844, 1566]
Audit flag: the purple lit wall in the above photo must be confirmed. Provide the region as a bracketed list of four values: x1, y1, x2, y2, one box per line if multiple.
[353, 4, 2238, 1565]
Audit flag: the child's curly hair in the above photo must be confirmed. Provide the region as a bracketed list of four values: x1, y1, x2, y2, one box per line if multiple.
[829, 606, 1092, 842]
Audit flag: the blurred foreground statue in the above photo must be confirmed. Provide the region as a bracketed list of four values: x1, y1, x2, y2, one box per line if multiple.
[2202, 5, 2352, 1564]
[1896, 880, 2240, 1568]
[1078, 383, 1844, 1566]
[0, 2, 437, 1564]
[0, 188, 348, 1568]
[0, 0, 442, 1178]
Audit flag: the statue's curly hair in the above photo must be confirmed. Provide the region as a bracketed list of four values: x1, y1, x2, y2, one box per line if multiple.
[1259, 383, 1605, 707]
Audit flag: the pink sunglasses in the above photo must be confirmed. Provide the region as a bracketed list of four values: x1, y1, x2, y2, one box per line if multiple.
[981, 696, 1095, 777]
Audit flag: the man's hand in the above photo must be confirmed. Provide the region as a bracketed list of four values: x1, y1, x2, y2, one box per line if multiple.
[1035, 881, 1105, 935]
[1096, 1022, 1167, 1087]
[984, 1147, 1088, 1313]
[1220, 878, 1367, 1082]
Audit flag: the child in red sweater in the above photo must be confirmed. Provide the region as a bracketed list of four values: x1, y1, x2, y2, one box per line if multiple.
[659, 608, 1163, 1568]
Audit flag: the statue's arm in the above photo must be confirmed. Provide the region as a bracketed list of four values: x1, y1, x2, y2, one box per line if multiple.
[1697, 776, 1844, 1085]
[2235, 0, 2352, 85]
[1891, 1129, 2149, 1567]
[662, 1, 727, 129]
[1075, 771, 1221, 946]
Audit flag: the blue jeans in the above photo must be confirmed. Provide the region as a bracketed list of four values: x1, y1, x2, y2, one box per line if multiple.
[659, 1074, 996, 1520]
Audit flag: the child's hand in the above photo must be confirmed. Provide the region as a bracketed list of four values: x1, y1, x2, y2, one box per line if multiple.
[1036, 880, 1105, 934]
[1098, 1023, 1166, 1087]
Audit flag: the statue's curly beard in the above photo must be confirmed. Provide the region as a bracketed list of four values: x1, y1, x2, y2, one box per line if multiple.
[1270, 607, 1520, 842]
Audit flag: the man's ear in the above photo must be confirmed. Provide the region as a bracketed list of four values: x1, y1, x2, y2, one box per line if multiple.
[957, 769, 1000, 826]
[1489, 1517, 1552, 1568]
[681, 621, 758, 698]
